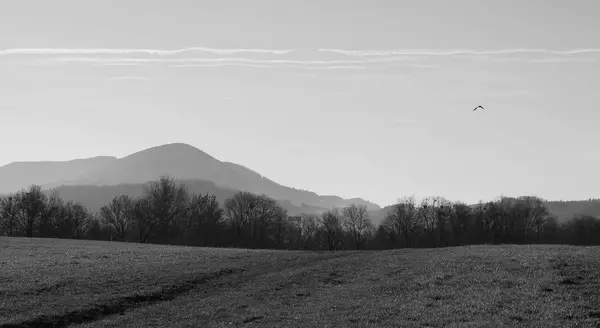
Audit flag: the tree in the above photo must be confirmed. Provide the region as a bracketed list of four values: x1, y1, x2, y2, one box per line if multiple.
[100, 195, 134, 241]
[321, 208, 342, 250]
[522, 196, 549, 243]
[271, 206, 289, 247]
[342, 204, 373, 250]
[0, 195, 20, 236]
[449, 202, 472, 246]
[434, 196, 452, 247]
[186, 193, 222, 246]
[385, 196, 419, 248]
[64, 202, 90, 239]
[36, 191, 64, 237]
[295, 214, 320, 249]
[223, 191, 257, 246]
[131, 197, 154, 243]
[17, 185, 48, 237]
[249, 195, 281, 247]
[419, 197, 438, 247]
[144, 176, 190, 244]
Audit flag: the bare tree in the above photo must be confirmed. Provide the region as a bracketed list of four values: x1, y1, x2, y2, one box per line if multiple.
[342, 204, 373, 250]
[17, 185, 48, 237]
[0, 195, 20, 236]
[144, 176, 190, 244]
[131, 197, 154, 243]
[64, 202, 91, 239]
[296, 214, 319, 249]
[449, 202, 472, 245]
[385, 195, 419, 248]
[223, 191, 257, 245]
[249, 194, 280, 247]
[519, 196, 549, 243]
[187, 193, 222, 246]
[36, 191, 64, 237]
[321, 208, 342, 250]
[434, 196, 452, 247]
[100, 195, 134, 241]
[419, 197, 438, 247]
[271, 206, 289, 247]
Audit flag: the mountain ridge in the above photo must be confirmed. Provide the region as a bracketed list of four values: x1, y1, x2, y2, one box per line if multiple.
[0, 142, 381, 212]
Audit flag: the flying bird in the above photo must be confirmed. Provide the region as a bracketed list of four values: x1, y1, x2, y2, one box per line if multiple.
[473, 105, 484, 111]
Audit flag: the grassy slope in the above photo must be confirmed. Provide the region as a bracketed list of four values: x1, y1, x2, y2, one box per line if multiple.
[0, 237, 348, 326]
[1, 239, 600, 328]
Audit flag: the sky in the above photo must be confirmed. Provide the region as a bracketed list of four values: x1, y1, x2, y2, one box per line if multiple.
[1, 0, 600, 207]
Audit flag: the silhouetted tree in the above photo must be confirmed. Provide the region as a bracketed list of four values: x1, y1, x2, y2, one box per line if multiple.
[249, 194, 281, 247]
[449, 202, 472, 246]
[186, 193, 222, 246]
[295, 214, 319, 249]
[385, 196, 419, 248]
[223, 191, 256, 246]
[17, 185, 47, 237]
[144, 176, 190, 244]
[131, 197, 154, 243]
[321, 208, 342, 250]
[342, 204, 372, 250]
[100, 195, 134, 241]
[434, 197, 452, 247]
[63, 202, 91, 239]
[0, 195, 20, 236]
[420, 197, 438, 247]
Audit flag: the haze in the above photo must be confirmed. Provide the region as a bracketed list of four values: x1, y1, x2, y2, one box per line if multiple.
[1, 0, 599, 207]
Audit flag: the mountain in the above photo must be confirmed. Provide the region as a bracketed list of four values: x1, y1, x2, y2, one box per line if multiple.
[0, 156, 117, 194]
[0, 143, 380, 212]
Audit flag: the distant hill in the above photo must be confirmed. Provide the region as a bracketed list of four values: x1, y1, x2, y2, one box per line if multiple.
[0, 143, 380, 212]
[544, 199, 600, 222]
[0, 156, 117, 194]
[367, 200, 600, 227]
[46, 179, 328, 217]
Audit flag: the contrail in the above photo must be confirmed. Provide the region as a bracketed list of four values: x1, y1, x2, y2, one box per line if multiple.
[0, 47, 295, 56]
[318, 48, 600, 56]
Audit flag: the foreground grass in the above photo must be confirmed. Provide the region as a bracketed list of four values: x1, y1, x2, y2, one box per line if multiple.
[2, 238, 600, 327]
[0, 237, 349, 327]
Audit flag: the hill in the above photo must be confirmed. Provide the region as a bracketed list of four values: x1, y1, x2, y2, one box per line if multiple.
[368, 200, 600, 227]
[544, 199, 600, 222]
[0, 143, 380, 212]
[2, 237, 600, 327]
[48, 179, 329, 216]
[0, 156, 117, 195]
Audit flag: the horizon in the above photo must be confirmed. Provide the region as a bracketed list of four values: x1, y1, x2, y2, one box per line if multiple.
[1, 0, 600, 206]
[1, 141, 597, 208]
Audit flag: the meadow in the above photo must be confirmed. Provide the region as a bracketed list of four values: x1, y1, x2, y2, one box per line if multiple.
[1, 237, 600, 328]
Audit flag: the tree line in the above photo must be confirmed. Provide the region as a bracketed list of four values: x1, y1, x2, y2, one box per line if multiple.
[1, 176, 599, 250]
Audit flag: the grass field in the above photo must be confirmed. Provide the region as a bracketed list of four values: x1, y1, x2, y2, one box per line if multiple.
[1, 238, 600, 328]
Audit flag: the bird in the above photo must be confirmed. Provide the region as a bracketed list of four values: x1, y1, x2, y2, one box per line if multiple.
[473, 105, 484, 111]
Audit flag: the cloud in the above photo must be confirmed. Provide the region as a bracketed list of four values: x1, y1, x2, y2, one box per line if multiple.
[96, 63, 145, 67]
[43, 56, 405, 66]
[394, 119, 418, 124]
[171, 63, 274, 68]
[0, 47, 294, 56]
[171, 63, 366, 70]
[529, 58, 597, 63]
[318, 48, 600, 56]
[9, 46, 594, 74]
[108, 76, 163, 81]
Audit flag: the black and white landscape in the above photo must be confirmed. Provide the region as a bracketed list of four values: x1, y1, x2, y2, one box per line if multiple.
[1, 0, 600, 327]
